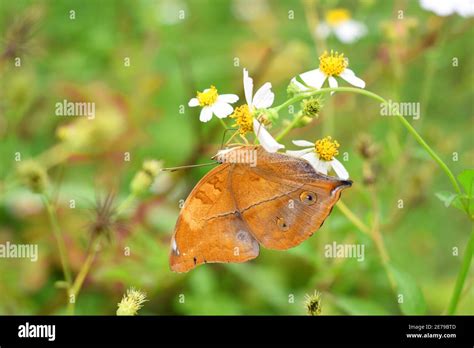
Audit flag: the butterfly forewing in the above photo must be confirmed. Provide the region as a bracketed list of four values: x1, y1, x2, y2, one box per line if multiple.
[170, 164, 259, 273]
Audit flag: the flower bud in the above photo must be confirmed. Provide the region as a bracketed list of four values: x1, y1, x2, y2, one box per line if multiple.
[356, 134, 378, 159]
[130, 159, 162, 196]
[301, 97, 322, 118]
[142, 160, 162, 178]
[130, 171, 153, 196]
[17, 160, 48, 194]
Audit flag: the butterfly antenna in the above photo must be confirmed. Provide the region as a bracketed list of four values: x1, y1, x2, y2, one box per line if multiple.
[162, 127, 241, 172]
[161, 162, 219, 172]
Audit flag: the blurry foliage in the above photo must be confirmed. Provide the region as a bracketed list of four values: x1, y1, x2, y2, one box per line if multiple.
[0, 0, 473, 315]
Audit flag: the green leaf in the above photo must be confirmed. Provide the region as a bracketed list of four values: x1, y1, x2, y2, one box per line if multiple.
[457, 169, 474, 198]
[334, 295, 391, 315]
[435, 191, 459, 207]
[388, 264, 427, 315]
[456, 170, 474, 217]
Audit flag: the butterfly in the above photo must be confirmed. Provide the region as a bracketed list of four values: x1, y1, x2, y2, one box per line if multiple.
[169, 146, 351, 272]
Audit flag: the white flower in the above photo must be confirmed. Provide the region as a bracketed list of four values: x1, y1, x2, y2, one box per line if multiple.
[316, 9, 367, 44]
[419, 0, 474, 17]
[188, 85, 239, 122]
[286, 137, 349, 180]
[232, 0, 268, 22]
[291, 50, 365, 93]
[231, 68, 284, 153]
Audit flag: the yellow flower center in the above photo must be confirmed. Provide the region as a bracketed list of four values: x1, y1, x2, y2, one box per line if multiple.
[315, 136, 340, 161]
[231, 104, 253, 135]
[319, 50, 348, 77]
[325, 9, 351, 26]
[197, 85, 218, 107]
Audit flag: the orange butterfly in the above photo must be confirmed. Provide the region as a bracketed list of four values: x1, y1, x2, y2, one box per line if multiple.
[170, 146, 351, 272]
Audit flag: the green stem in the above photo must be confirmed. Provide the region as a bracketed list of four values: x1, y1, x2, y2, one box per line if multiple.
[115, 193, 136, 217]
[273, 87, 463, 197]
[336, 201, 371, 235]
[68, 237, 101, 315]
[218, 118, 228, 130]
[275, 113, 305, 141]
[41, 195, 72, 286]
[447, 227, 474, 314]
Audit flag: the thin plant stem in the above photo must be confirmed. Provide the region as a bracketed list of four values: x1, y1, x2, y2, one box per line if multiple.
[337, 199, 397, 292]
[336, 201, 370, 235]
[68, 237, 101, 315]
[275, 113, 305, 141]
[368, 187, 397, 291]
[218, 118, 227, 130]
[41, 195, 72, 285]
[447, 227, 474, 315]
[115, 193, 136, 217]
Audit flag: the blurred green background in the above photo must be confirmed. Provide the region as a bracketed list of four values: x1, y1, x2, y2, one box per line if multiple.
[0, 0, 473, 315]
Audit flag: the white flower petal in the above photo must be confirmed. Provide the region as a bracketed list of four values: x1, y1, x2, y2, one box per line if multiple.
[301, 152, 321, 172]
[333, 20, 367, 44]
[199, 106, 213, 122]
[340, 69, 366, 88]
[420, 0, 455, 16]
[188, 98, 199, 107]
[292, 139, 315, 147]
[253, 119, 284, 153]
[286, 148, 313, 157]
[252, 82, 275, 109]
[243, 68, 254, 106]
[290, 77, 310, 91]
[300, 69, 327, 89]
[454, 0, 474, 17]
[315, 22, 331, 39]
[212, 102, 233, 118]
[218, 94, 239, 104]
[314, 158, 329, 174]
[330, 158, 349, 180]
[328, 76, 338, 95]
[328, 76, 338, 88]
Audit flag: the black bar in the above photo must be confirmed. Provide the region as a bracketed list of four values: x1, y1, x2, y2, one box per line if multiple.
[0, 315, 472, 346]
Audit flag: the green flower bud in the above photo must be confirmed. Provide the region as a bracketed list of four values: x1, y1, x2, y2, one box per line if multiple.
[142, 160, 162, 178]
[301, 97, 322, 118]
[17, 160, 48, 194]
[130, 159, 162, 196]
[130, 171, 153, 196]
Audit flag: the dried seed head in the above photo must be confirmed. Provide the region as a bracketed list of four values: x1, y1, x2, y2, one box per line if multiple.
[304, 290, 322, 316]
[117, 287, 148, 316]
